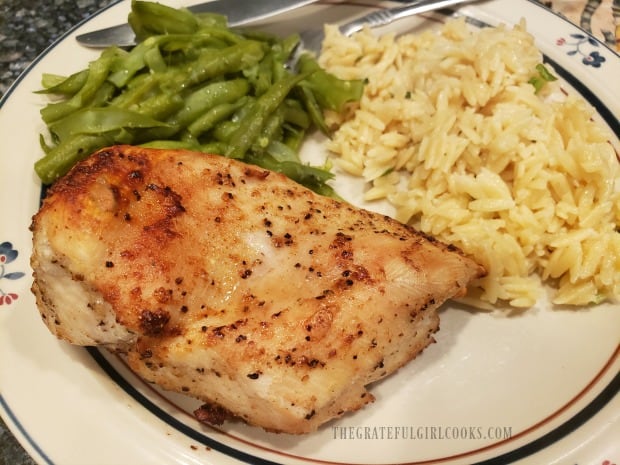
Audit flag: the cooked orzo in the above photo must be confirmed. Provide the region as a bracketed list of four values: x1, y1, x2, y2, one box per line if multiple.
[318, 17, 620, 309]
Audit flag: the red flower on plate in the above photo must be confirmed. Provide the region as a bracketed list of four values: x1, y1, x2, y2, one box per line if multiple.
[0, 293, 18, 305]
[0, 241, 25, 307]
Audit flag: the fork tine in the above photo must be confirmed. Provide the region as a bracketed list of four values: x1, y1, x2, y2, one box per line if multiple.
[299, 29, 326, 57]
[289, 0, 477, 69]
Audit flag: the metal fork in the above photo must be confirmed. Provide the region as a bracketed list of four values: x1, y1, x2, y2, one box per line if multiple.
[295, 0, 479, 60]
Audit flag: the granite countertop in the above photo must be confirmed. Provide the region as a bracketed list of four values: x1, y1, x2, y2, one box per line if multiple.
[0, 0, 617, 464]
[0, 0, 115, 98]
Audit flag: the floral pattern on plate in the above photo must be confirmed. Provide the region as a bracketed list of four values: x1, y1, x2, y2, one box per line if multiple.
[0, 242, 25, 306]
[556, 33, 608, 67]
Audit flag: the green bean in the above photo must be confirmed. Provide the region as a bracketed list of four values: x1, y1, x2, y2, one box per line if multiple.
[140, 140, 200, 150]
[199, 141, 228, 155]
[157, 29, 241, 56]
[110, 73, 159, 109]
[161, 41, 265, 93]
[128, 95, 185, 143]
[212, 120, 239, 143]
[275, 34, 301, 63]
[107, 37, 161, 87]
[39, 74, 70, 90]
[262, 140, 298, 163]
[282, 98, 310, 129]
[244, 151, 338, 198]
[129, 1, 199, 42]
[129, 91, 185, 121]
[282, 124, 305, 153]
[244, 52, 274, 97]
[48, 108, 172, 142]
[236, 28, 283, 45]
[195, 12, 228, 29]
[229, 96, 257, 123]
[171, 78, 249, 129]
[108, 30, 247, 88]
[40, 47, 123, 124]
[238, 30, 298, 64]
[37, 107, 176, 183]
[225, 72, 308, 159]
[187, 97, 249, 138]
[144, 46, 167, 73]
[252, 107, 285, 152]
[37, 70, 89, 96]
[270, 34, 300, 83]
[78, 81, 116, 111]
[298, 53, 364, 112]
[189, 26, 245, 46]
[297, 85, 329, 135]
[34, 0, 363, 195]
[35, 133, 115, 184]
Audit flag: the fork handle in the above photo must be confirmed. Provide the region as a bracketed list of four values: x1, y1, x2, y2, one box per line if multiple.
[340, 0, 477, 36]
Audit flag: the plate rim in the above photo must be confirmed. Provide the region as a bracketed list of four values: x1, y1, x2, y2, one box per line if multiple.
[1, 1, 619, 464]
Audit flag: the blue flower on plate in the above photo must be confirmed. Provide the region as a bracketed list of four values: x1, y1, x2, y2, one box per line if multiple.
[0, 241, 26, 306]
[557, 33, 606, 69]
[582, 50, 606, 68]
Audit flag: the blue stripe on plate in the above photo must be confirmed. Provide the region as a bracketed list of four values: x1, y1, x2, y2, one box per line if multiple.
[0, 394, 55, 465]
[86, 347, 285, 465]
[87, 347, 619, 465]
[473, 369, 620, 465]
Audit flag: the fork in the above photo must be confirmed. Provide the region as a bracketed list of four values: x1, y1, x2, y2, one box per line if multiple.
[295, 0, 479, 61]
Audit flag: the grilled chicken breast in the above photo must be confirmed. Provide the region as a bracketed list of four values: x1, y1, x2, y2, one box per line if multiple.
[31, 145, 485, 433]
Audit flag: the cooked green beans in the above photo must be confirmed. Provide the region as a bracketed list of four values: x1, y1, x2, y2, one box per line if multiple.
[35, 0, 364, 194]
[225, 72, 309, 159]
[186, 97, 249, 139]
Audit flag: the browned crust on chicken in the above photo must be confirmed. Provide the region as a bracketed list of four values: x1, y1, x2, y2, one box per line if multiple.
[31, 145, 485, 433]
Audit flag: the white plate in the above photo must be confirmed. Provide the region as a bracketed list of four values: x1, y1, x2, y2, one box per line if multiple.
[1, 1, 618, 464]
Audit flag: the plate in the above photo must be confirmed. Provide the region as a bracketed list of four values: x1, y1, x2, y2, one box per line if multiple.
[0, 1, 618, 464]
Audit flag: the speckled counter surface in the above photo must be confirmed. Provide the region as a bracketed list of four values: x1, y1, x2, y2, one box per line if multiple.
[0, 0, 617, 464]
[0, 0, 116, 98]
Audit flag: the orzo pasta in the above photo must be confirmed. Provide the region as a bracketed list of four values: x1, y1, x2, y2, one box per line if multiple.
[319, 18, 620, 308]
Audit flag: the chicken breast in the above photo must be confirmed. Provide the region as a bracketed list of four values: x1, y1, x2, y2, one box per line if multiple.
[31, 145, 485, 434]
